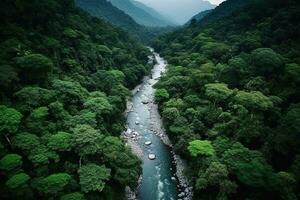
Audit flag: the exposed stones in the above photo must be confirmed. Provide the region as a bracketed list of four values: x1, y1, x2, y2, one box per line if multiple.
[148, 154, 156, 160]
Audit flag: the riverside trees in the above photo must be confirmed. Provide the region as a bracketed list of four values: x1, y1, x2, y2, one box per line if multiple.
[153, 0, 300, 199]
[0, 0, 149, 199]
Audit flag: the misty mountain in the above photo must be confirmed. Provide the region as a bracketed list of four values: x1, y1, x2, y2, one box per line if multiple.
[135, 0, 216, 24]
[108, 0, 174, 27]
[130, 0, 176, 26]
[190, 9, 212, 22]
[75, 0, 165, 43]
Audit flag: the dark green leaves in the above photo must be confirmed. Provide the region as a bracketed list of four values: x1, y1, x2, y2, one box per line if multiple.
[78, 164, 111, 193]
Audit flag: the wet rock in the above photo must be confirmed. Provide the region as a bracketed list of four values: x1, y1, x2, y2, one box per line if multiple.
[142, 100, 149, 104]
[171, 177, 176, 181]
[145, 141, 152, 145]
[148, 154, 156, 160]
[135, 121, 140, 125]
[178, 192, 185, 197]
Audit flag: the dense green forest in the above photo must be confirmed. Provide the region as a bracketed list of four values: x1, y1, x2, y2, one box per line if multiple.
[153, 0, 300, 199]
[1, 0, 300, 199]
[0, 0, 152, 199]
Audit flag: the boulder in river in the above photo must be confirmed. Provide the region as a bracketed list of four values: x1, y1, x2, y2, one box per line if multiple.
[145, 141, 152, 145]
[135, 121, 140, 125]
[148, 154, 156, 160]
[142, 100, 149, 104]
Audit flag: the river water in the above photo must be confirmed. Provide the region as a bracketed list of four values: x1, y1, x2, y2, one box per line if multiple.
[123, 50, 192, 200]
[124, 51, 178, 200]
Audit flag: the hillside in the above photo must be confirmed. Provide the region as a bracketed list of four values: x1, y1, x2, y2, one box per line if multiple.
[153, 0, 300, 199]
[188, 10, 212, 24]
[129, 0, 176, 26]
[75, 0, 157, 43]
[0, 0, 151, 199]
[138, 0, 216, 24]
[109, 0, 174, 27]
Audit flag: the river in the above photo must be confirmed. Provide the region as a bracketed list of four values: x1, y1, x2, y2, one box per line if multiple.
[122, 50, 192, 200]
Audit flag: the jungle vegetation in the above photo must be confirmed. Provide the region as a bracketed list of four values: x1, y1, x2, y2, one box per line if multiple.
[0, 0, 151, 199]
[153, 0, 300, 199]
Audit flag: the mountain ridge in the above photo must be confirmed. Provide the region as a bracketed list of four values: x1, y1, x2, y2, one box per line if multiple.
[108, 0, 174, 27]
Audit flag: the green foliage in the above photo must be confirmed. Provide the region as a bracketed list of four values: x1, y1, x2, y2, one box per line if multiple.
[152, 1, 300, 198]
[188, 140, 215, 157]
[48, 132, 73, 151]
[234, 91, 273, 111]
[155, 89, 170, 103]
[34, 173, 71, 195]
[12, 133, 40, 151]
[250, 48, 285, 77]
[83, 97, 113, 116]
[60, 192, 86, 200]
[236, 159, 277, 188]
[78, 164, 111, 193]
[0, 154, 22, 172]
[0, 0, 151, 198]
[52, 80, 88, 105]
[17, 54, 53, 83]
[205, 83, 233, 102]
[96, 45, 112, 55]
[0, 105, 22, 135]
[72, 125, 104, 156]
[6, 173, 30, 189]
[14, 87, 55, 110]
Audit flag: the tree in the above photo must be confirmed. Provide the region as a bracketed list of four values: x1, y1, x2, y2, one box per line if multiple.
[205, 162, 228, 185]
[234, 91, 273, 111]
[188, 140, 215, 157]
[155, 89, 170, 103]
[34, 173, 71, 195]
[205, 83, 233, 103]
[17, 53, 53, 83]
[52, 80, 88, 105]
[201, 42, 230, 60]
[286, 63, 300, 83]
[48, 132, 73, 151]
[72, 125, 104, 156]
[0, 154, 22, 172]
[78, 164, 111, 193]
[250, 48, 285, 78]
[14, 86, 55, 110]
[274, 104, 300, 155]
[276, 172, 297, 200]
[100, 136, 123, 161]
[111, 150, 141, 189]
[60, 192, 86, 200]
[12, 133, 40, 152]
[26, 107, 54, 136]
[83, 97, 113, 116]
[28, 145, 59, 166]
[96, 45, 112, 55]
[169, 116, 191, 135]
[0, 105, 22, 144]
[162, 107, 180, 125]
[236, 159, 277, 189]
[6, 173, 30, 189]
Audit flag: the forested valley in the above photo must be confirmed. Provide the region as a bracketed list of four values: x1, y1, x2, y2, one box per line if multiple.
[0, 0, 300, 200]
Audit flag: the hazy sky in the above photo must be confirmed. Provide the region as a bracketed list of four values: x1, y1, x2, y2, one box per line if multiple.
[207, 0, 225, 5]
[136, 0, 226, 24]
